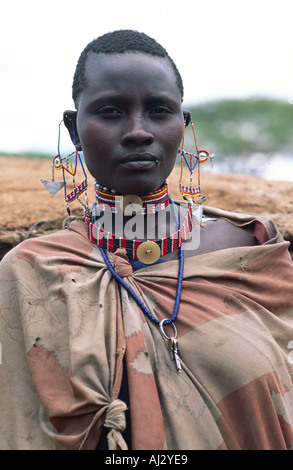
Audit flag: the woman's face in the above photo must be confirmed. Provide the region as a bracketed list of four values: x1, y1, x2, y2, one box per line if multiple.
[67, 52, 186, 195]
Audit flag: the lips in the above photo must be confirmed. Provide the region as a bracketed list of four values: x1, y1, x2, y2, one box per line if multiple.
[121, 153, 158, 163]
[120, 153, 160, 170]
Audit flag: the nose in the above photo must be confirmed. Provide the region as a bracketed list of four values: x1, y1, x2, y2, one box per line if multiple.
[121, 116, 154, 146]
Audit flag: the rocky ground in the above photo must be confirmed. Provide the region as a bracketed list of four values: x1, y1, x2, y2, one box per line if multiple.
[1, 155, 292, 260]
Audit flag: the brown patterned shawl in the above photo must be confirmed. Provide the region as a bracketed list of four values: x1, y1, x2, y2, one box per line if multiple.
[0, 206, 293, 450]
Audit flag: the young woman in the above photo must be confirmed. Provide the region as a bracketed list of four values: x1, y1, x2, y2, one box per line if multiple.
[0, 30, 293, 450]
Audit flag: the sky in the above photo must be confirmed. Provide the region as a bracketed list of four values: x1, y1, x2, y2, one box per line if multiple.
[1, 0, 292, 154]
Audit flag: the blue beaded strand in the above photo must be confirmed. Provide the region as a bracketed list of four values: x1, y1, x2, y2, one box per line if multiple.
[99, 196, 184, 327]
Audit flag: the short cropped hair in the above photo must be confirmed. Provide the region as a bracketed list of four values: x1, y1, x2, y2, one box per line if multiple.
[72, 29, 184, 107]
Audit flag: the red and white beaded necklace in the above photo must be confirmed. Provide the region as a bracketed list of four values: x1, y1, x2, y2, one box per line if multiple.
[84, 194, 195, 263]
[94, 181, 170, 215]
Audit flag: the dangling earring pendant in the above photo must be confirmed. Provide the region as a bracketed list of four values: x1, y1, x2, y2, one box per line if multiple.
[54, 148, 88, 216]
[179, 119, 215, 204]
[41, 120, 88, 216]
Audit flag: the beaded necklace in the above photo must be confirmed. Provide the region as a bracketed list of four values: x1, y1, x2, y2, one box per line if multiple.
[96, 196, 184, 372]
[85, 200, 194, 262]
[94, 181, 170, 215]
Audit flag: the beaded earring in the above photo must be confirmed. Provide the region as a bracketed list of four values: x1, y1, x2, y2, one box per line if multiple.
[41, 120, 88, 216]
[179, 118, 215, 204]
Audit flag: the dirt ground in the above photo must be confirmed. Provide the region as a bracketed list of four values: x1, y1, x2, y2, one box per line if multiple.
[1, 155, 292, 260]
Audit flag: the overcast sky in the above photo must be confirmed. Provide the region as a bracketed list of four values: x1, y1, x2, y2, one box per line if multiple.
[1, 0, 292, 154]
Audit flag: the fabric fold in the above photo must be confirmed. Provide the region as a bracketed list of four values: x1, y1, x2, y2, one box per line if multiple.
[103, 399, 128, 450]
[0, 207, 293, 450]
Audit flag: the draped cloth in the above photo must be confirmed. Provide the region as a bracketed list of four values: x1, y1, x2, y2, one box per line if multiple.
[0, 206, 293, 450]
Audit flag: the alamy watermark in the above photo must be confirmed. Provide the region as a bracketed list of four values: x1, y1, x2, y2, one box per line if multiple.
[92, 198, 202, 252]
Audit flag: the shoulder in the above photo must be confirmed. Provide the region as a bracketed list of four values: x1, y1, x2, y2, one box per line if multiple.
[203, 205, 282, 243]
[192, 218, 256, 256]
[1, 220, 95, 269]
[190, 205, 282, 256]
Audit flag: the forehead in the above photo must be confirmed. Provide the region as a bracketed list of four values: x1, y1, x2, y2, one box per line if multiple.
[82, 52, 180, 97]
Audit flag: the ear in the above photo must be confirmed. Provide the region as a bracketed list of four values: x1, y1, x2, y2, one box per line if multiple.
[183, 110, 191, 127]
[63, 110, 82, 151]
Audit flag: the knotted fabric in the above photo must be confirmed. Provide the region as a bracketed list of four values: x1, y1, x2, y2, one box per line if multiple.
[103, 399, 128, 450]
[113, 248, 134, 277]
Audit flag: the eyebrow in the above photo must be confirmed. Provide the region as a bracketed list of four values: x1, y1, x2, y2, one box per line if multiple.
[145, 96, 178, 105]
[86, 92, 181, 109]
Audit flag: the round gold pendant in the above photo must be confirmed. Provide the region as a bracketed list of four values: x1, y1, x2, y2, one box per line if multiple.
[136, 241, 161, 264]
[120, 195, 143, 215]
[53, 156, 62, 169]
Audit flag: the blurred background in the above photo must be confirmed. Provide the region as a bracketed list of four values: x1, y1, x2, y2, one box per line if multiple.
[1, 0, 293, 181]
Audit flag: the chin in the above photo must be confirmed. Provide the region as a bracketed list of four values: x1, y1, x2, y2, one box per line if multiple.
[120, 181, 164, 196]
[106, 174, 163, 195]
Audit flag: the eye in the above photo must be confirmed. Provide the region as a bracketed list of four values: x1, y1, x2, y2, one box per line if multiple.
[149, 106, 172, 118]
[95, 106, 123, 117]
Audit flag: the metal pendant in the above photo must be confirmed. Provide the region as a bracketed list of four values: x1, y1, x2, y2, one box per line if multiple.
[159, 319, 182, 373]
[120, 194, 143, 215]
[40, 179, 64, 197]
[136, 241, 161, 264]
